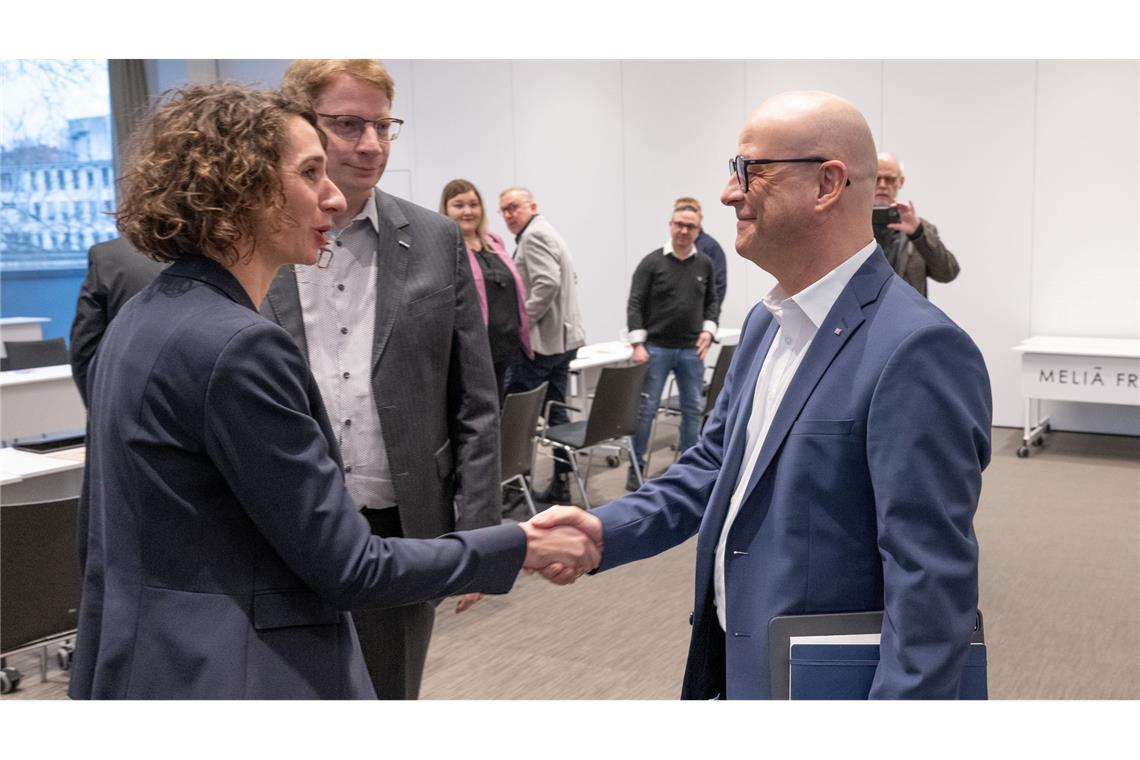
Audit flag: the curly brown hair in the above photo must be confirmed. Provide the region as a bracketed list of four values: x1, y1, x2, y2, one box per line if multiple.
[115, 82, 320, 265]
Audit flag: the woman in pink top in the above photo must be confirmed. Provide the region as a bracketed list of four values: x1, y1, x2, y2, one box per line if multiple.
[440, 179, 532, 404]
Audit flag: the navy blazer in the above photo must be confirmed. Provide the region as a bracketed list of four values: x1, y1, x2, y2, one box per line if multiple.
[70, 257, 526, 699]
[593, 250, 992, 699]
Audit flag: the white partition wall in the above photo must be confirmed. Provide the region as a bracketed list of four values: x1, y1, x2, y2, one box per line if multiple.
[882, 61, 1039, 435]
[154, 59, 1139, 434]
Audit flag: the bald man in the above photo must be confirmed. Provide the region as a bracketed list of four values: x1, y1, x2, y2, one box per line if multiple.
[534, 91, 992, 699]
[874, 152, 960, 297]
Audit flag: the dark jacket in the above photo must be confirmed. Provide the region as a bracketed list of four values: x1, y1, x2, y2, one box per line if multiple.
[70, 257, 525, 699]
[68, 238, 165, 406]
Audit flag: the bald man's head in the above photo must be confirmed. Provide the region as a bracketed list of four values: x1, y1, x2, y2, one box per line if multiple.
[746, 91, 877, 200]
[721, 90, 878, 290]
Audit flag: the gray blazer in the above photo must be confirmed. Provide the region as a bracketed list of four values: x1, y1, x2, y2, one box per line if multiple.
[882, 219, 960, 298]
[69, 238, 166, 406]
[513, 215, 587, 356]
[262, 189, 501, 538]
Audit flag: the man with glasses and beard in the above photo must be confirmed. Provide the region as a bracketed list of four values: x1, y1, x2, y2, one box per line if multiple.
[873, 152, 960, 298]
[262, 59, 500, 700]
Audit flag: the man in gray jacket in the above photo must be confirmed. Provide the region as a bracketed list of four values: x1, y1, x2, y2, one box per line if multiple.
[499, 187, 587, 504]
[873, 152, 960, 297]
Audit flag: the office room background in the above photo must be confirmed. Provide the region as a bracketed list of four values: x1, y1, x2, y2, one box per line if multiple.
[1, 57, 1138, 712]
[3, 60, 1137, 436]
[151, 59, 1138, 437]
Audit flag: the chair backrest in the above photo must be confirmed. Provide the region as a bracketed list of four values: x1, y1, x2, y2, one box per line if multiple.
[3, 337, 69, 370]
[582, 362, 650, 447]
[499, 381, 549, 482]
[703, 343, 737, 416]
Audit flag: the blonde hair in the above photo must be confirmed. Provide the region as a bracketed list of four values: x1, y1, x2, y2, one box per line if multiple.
[674, 196, 703, 216]
[281, 59, 396, 106]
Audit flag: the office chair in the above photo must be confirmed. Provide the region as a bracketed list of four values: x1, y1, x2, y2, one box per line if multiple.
[3, 338, 69, 370]
[499, 382, 549, 518]
[539, 362, 648, 509]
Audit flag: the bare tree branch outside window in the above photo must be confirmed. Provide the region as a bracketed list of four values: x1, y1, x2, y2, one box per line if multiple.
[1, 59, 117, 272]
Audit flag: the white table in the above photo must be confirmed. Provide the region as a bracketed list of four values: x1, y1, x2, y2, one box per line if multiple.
[0, 446, 85, 505]
[1011, 336, 1140, 456]
[0, 317, 49, 359]
[0, 364, 87, 445]
[567, 327, 742, 420]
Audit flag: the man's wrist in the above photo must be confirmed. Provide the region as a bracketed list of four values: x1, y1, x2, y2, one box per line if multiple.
[907, 222, 925, 240]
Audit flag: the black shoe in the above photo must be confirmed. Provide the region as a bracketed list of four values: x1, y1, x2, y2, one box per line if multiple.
[533, 476, 572, 504]
[625, 469, 644, 492]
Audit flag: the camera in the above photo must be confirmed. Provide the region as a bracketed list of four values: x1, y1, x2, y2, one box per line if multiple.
[872, 206, 900, 226]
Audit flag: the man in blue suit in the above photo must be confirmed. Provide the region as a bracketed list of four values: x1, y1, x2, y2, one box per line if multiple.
[534, 90, 992, 699]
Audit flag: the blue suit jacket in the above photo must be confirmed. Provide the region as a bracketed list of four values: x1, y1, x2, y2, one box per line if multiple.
[70, 257, 526, 699]
[593, 250, 992, 699]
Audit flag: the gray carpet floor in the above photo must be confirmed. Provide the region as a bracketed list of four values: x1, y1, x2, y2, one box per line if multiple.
[4, 426, 1137, 700]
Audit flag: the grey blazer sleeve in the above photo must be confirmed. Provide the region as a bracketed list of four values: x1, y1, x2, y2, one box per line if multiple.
[912, 220, 960, 283]
[521, 228, 563, 326]
[446, 222, 503, 531]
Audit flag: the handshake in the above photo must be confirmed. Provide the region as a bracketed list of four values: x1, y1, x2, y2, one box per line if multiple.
[520, 506, 603, 585]
[454, 506, 603, 613]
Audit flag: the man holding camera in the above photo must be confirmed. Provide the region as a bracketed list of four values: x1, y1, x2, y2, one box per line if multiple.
[873, 152, 960, 297]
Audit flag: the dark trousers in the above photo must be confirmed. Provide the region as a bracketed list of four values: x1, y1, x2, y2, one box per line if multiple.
[506, 348, 578, 475]
[352, 507, 435, 700]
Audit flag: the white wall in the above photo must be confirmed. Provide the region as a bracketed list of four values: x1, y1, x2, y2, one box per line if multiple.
[162, 59, 1140, 434]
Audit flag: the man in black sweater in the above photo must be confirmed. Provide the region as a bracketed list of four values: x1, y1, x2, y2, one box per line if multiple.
[626, 204, 720, 490]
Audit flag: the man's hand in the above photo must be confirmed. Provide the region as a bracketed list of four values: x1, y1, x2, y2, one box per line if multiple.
[696, 331, 713, 360]
[525, 506, 604, 584]
[520, 508, 602, 584]
[631, 343, 649, 364]
[888, 200, 920, 236]
[455, 592, 483, 613]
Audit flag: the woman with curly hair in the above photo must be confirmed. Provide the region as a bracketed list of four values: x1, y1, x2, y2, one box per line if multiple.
[70, 83, 597, 699]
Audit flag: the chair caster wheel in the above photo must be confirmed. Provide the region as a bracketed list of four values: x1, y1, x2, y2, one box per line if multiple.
[57, 644, 74, 671]
[605, 455, 621, 468]
[1016, 446, 1030, 458]
[0, 667, 21, 694]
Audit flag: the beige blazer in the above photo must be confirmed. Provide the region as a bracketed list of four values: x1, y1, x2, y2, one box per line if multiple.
[513, 215, 586, 355]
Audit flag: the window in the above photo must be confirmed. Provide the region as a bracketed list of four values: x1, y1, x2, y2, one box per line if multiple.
[1, 59, 114, 270]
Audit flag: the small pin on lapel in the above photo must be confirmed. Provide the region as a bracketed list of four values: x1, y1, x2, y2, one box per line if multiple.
[833, 327, 843, 336]
[398, 239, 410, 249]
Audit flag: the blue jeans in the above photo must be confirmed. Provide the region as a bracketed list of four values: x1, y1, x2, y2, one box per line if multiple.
[632, 344, 705, 466]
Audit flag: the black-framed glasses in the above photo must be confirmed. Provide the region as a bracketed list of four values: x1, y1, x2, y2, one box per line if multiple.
[317, 113, 404, 142]
[729, 155, 850, 192]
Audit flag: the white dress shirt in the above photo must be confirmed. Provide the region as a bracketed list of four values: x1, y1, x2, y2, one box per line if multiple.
[297, 195, 397, 510]
[713, 240, 877, 630]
